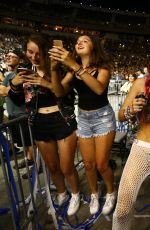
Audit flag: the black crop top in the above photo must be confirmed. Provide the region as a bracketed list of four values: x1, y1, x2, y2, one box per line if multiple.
[8, 85, 75, 115]
[73, 70, 109, 110]
[37, 87, 56, 108]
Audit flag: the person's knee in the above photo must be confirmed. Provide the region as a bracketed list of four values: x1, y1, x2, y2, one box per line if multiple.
[84, 161, 95, 171]
[97, 162, 109, 174]
[61, 164, 75, 177]
[48, 164, 59, 174]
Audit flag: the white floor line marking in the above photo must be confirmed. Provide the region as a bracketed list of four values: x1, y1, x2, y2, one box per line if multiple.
[134, 215, 150, 218]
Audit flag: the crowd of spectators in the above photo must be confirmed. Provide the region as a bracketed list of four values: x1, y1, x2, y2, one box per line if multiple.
[0, 32, 150, 82]
[104, 37, 150, 80]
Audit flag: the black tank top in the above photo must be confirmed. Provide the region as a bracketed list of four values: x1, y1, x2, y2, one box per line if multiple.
[73, 70, 109, 110]
[37, 87, 56, 108]
[37, 87, 76, 108]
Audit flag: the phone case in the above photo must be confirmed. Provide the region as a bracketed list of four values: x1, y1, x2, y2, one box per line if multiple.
[53, 40, 63, 47]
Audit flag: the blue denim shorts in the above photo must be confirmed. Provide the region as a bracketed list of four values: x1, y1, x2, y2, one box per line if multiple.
[77, 104, 116, 138]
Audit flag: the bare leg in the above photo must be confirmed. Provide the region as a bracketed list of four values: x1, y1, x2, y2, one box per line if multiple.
[58, 132, 79, 194]
[36, 140, 66, 193]
[26, 146, 33, 160]
[95, 131, 115, 193]
[79, 137, 98, 194]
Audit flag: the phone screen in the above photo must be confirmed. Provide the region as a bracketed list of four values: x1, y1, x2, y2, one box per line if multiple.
[17, 68, 34, 74]
[53, 40, 63, 47]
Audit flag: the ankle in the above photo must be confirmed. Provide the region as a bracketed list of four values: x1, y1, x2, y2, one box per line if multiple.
[58, 190, 67, 197]
[91, 191, 99, 197]
[106, 191, 116, 196]
[71, 192, 80, 199]
[71, 192, 80, 198]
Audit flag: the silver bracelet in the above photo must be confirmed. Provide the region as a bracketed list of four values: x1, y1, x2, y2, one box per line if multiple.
[124, 106, 135, 120]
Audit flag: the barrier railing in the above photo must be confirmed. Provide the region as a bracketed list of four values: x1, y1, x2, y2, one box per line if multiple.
[0, 115, 109, 230]
[0, 115, 48, 230]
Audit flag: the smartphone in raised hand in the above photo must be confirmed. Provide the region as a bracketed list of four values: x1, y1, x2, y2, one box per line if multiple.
[53, 40, 63, 47]
[17, 68, 34, 74]
[17, 62, 34, 74]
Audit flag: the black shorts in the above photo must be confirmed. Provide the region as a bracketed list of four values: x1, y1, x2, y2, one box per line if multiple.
[9, 116, 32, 147]
[33, 111, 77, 141]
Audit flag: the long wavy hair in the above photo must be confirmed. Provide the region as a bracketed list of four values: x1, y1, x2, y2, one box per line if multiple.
[145, 62, 150, 96]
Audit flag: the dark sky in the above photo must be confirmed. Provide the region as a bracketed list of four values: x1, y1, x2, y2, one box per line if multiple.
[1, 0, 149, 13]
[70, 0, 150, 13]
[100, 1, 149, 13]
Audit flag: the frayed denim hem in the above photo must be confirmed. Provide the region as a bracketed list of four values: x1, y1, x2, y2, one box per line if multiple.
[77, 129, 115, 139]
[77, 134, 93, 139]
[94, 129, 115, 137]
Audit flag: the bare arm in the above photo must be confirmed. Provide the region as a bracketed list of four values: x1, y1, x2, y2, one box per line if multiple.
[0, 85, 10, 96]
[0, 72, 5, 82]
[118, 78, 146, 122]
[51, 67, 74, 97]
[78, 68, 110, 95]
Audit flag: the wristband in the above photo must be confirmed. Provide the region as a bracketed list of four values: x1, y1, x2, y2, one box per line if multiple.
[124, 106, 135, 120]
[74, 66, 82, 73]
[75, 66, 86, 76]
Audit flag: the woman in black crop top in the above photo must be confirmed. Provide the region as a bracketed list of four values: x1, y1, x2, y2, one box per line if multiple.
[50, 34, 117, 215]
[8, 33, 80, 216]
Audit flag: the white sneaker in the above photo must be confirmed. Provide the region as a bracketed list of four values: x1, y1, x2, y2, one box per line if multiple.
[48, 207, 53, 215]
[67, 194, 80, 216]
[89, 193, 100, 215]
[58, 191, 68, 206]
[48, 191, 68, 215]
[102, 192, 117, 215]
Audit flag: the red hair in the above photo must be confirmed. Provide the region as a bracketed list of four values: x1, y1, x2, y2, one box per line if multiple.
[145, 74, 150, 97]
[140, 64, 150, 123]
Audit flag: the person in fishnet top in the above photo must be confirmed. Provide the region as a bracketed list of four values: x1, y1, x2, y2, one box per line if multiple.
[112, 63, 150, 229]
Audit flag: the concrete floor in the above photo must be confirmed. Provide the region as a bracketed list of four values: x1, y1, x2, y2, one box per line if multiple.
[0, 148, 150, 230]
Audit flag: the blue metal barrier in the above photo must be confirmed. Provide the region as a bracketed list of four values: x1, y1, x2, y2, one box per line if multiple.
[0, 115, 41, 230]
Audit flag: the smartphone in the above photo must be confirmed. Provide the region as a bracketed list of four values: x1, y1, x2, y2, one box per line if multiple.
[53, 40, 63, 47]
[17, 68, 34, 74]
[17, 62, 33, 73]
